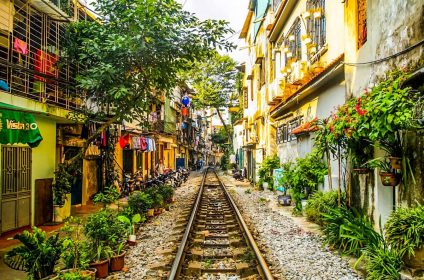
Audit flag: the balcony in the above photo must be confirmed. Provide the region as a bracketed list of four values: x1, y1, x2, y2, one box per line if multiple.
[31, 0, 74, 21]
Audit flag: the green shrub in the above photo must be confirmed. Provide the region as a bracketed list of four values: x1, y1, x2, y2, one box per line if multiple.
[305, 191, 341, 226]
[56, 271, 91, 280]
[84, 210, 125, 249]
[5, 227, 62, 279]
[322, 207, 383, 257]
[127, 191, 154, 214]
[144, 188, 164, 208]
[279, 150, 327, 213]
[385, 204, 424, 257]
[363, 242, 403, 280]
[157, 184, 174, 203]
[258, 155, 280, 190]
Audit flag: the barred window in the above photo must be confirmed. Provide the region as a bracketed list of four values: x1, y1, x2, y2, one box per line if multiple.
[273, 0, 283, 11]
[277, 117, 303, 144]
[306, 0, 326, 58]
[283, 19, 302, 66]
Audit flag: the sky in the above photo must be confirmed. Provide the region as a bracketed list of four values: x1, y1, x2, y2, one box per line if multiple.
[176, 0, 249, 63]
[87, 0, 249, 62]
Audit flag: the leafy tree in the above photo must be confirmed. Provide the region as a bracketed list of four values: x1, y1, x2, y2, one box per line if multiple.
[63, 0, 235, 146]
[182, 53, 239, 142]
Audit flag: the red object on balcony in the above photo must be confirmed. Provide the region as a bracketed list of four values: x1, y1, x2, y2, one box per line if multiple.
[291, 117, 319, 135]
[34, 49, 57, 83]
[13, 38, 28, 55]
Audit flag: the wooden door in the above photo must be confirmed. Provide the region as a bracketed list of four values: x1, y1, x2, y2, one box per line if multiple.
[34, 178, 53, 226]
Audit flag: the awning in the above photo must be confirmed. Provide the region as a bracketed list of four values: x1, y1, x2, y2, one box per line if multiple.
[0, 103, 43, 147]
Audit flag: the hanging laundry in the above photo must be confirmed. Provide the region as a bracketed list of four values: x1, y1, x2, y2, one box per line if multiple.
[13, 38, 28, 55]
[140, 137, 147, 151]
[151, 139, 156, 151]
[34, 49, 58, 83]
[146, 138, 151, 152]
[102, 131, 107, 147]
[149, 112, 158, 123]
[119, 134, 130, 148]
[132, 136, 141, 149]
[0, 80, 9, 91]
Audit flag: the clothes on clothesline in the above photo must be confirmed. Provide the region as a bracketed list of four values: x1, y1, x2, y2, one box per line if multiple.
[122, 135, 156, 152]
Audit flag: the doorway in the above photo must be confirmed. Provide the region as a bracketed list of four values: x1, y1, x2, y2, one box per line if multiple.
[1, 146, 32, 233]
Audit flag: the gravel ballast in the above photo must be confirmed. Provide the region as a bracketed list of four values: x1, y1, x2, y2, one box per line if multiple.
[108, 173, 203, 280]
[221, 174, 363, 280]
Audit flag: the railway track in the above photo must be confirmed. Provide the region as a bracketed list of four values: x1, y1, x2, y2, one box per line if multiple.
[168, 168, 274, 280]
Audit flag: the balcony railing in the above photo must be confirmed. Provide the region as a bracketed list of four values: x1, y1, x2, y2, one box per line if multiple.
[0, 0, 85, 111]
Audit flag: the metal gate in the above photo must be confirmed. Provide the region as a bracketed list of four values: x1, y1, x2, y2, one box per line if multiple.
[1, 146, 32, 233]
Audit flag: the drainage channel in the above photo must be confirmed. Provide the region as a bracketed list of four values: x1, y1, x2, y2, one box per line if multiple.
[168, 168, 274, 280]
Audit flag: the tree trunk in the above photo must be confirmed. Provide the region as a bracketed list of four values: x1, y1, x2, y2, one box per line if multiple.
[215, 108, 232, 144]
[326, 149, 333, 191]
[337, 146, 341, 206]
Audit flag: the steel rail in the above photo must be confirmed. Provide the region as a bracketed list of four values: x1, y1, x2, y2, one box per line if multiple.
[167, 168, 208, 280]
[216, 171, 275, 280]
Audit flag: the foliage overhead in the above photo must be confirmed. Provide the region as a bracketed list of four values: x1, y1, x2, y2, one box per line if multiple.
[184, 53, 238, 109]
[64, 0, 235, 124]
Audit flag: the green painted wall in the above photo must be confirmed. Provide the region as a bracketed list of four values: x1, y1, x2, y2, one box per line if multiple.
[0, 114, 57, 227]
[30, 116, 57, 225]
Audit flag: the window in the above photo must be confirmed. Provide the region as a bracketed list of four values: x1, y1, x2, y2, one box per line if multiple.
[284, 19, 302, 66]
[258, 58, 265, 89]
[306, 0, 326, 58]
[250, 76, 254, 101]
[243, 86, 248, 108]
[357, 0, 367, 48]
[276, 117, 303, 144]
[273, 0, 283, 11]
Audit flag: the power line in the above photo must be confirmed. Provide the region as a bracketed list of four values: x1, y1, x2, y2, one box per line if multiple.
[343, 39, 424, 66]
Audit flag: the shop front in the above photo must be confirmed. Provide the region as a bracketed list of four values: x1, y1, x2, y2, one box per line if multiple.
[0, 102, 57, 234]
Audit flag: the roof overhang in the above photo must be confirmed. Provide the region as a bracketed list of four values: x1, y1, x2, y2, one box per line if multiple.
[240, 10, 253, 39]
[271, 56, 345, 119]
[268, 0, 297, 42]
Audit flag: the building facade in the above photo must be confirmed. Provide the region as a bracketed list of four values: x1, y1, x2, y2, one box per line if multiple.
[235, 0, 423, 227]
[0, 0, 95, 233]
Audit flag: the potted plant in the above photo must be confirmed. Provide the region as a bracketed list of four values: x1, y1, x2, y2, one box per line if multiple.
[378, 136, 403, 170]
[88, 244, 113, 278]
[117, 213, 144, 246]
[60, 217, 96, 279]
[52, 164, 73, 222]
[127, 191, 154, 217]
[84, 210, 125, 278]
[366, 158, 400, 186]
[110, 242, 126, 272]
[93, 186, 120, 209]
[5, 227, 62, 280]
[385, 205, 424, 269]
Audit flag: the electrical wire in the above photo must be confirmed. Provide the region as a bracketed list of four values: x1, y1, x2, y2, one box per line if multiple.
[343, 39, 424, 66]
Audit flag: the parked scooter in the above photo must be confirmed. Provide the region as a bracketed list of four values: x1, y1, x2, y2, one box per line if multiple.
[232, 168, 243, 181]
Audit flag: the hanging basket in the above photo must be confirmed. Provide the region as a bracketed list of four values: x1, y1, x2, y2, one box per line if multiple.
[379, 172, 400, 186]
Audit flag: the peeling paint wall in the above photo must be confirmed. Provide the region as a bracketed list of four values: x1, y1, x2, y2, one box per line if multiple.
[344, 0, 424, 227]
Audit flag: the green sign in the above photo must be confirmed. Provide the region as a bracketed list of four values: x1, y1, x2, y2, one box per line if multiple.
[0, 109, 43, 148]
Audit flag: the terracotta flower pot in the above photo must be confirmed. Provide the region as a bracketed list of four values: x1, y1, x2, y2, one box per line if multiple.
[389, 156, 402, 169]
[404, 246, 424, 270]
[90, 259, 109, 278]
[353, 168, 371, 174]
[379, 172, 400, 186]
[110, 251, 126, 272]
